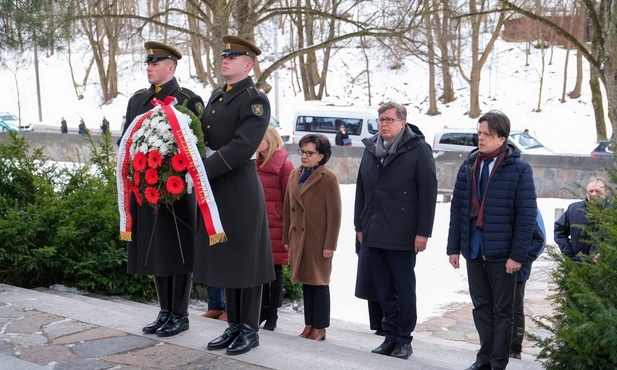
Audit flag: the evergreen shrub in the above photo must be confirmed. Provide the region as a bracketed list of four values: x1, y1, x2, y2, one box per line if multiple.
[0, 132, 155, 301]
[531, 171, 617, 369]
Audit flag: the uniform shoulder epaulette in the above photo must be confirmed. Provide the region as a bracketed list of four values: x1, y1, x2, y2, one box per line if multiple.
[130, 88, 147, 98]
[246, 86, 260, 97]
[178, 87, 196, 99]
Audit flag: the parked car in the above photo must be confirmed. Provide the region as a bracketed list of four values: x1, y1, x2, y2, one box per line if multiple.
[0, 120, 17, 132]
[269, 116, 290, 143]
[0, 112, 34, 132]
[591, 139, 614, 158]
[433, 128, 555, 155]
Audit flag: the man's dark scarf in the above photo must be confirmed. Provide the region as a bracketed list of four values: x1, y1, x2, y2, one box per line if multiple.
[470, 143, 508, 228]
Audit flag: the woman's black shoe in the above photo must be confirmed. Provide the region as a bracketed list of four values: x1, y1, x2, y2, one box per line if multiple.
[142, 311, 170, 334]
[156, 313, 188, 337]
[263, 313, 278, 331]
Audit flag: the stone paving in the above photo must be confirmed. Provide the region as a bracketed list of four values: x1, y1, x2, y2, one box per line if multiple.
[0, 258, 556, 370]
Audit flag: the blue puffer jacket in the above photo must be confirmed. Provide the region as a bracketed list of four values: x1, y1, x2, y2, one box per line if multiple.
[446, 144, 537, 263]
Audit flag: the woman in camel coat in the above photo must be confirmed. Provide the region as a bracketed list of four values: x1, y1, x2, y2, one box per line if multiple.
[283, 134, 342, 342]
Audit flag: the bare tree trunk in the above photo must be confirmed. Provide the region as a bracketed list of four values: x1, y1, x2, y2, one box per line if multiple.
[561, 45, 570, 103]
[425, 10, 439, 116]
[186, 0, 207, 84]
[466, 0, 506, 118]
[435, 4, 455, 104]
[569, 5, 586, 99]
[535, 42, 545, 112]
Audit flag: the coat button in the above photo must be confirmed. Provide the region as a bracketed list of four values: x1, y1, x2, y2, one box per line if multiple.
[219, 97, 222, 101]
[207, 125, 211, 129]
[211, 109, 215, 114]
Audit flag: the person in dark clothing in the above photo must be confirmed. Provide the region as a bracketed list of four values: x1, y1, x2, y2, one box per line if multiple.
[193, 35, 274, 356]
[354, 237, 384, 336]
[78, 119, 87, 134]
[510, 209, 546, 360]
[335, 123, 350, 146]
[354, 101, 437, 360]
[256, 126, 294, 331]
[447, 110, 537, 370]
[554, 177, 609, 261]
[119, 41, 205, 338]
[100, 116, 109, 134]
[60, 117, 68, 133]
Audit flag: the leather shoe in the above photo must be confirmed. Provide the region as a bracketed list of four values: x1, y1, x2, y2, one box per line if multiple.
[390, 343, 413, 360]
[371, 341, 396, 355]
[207, 325, 240, 350]
[142, 310, 170, 334]
[156, 313, 188, 337]
[298, 325, 313, 338]
[202, 309, 224, 319]
[226, 324, 259, 355]
[465, 363, 491, 370]
[308, 328, 326, 341]
[218, 312, 228, 321]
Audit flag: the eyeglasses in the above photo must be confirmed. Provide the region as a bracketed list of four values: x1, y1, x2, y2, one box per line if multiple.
[298, 149, 318, 157]
[378, 117, 403, 124]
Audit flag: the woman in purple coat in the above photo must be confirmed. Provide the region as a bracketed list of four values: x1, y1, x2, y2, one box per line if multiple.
[256, 126, 294, 331]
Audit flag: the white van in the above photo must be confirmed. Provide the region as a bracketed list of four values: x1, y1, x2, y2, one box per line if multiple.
[292, 105, 379, 147]
[433, 128, 555, 155]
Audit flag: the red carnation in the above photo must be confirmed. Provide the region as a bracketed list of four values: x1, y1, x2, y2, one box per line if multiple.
[145, 187, 160, 205]
[133, 152, 147, 171]
[133, 171, 141, 186]
[166, 176, 185, 195]
[148, 150, 163, 169]
[145, 169, 159, 185]
[171, 153, 188, 171]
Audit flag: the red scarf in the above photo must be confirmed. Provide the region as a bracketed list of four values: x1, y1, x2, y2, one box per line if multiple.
[470, 143, 508, 228]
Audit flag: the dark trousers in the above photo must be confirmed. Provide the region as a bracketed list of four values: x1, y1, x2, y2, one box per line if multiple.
[262, 265, 284, 310]
[467, 259, 517, 369]
[511, 280, 526, 354]
[368, 300, 383, 331]
[368, 247, 417, 344]
[302, 284, 330, 329]
[225, 286, 262, 329]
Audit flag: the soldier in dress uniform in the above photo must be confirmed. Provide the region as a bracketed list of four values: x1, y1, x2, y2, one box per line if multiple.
[194, 35, 275, 356]
[121, 41, 205, 338]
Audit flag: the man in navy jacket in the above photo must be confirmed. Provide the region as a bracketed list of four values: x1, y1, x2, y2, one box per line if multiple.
[447, 110, 537, 370]
[554, 177, 609, 261]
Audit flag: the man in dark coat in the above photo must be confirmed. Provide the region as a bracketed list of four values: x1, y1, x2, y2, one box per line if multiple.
[120, 41, 205, 338]
[194, 35, 274, 356]
[447, 110, 537, 370]
[554, 177, 609, 261]
[60, 117, 68, 133]
[354, 101, 437, 360]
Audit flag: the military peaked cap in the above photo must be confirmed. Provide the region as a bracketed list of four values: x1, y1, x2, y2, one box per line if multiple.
[221, 35, 262, 58]
[144, 41, 182, 63]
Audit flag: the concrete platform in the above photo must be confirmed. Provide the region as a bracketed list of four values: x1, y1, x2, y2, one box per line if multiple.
[0, 282, 546, 370]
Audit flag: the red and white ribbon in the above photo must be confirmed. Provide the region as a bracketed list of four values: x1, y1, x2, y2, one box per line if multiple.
[116, 97, 226, 245]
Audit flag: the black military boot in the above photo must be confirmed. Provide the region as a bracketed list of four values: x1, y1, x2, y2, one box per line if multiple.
[156, 273, 191, 337]
[143, 276, 172, 334]
[208, 288, 241, 350]
[226, 286, 262, 355]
